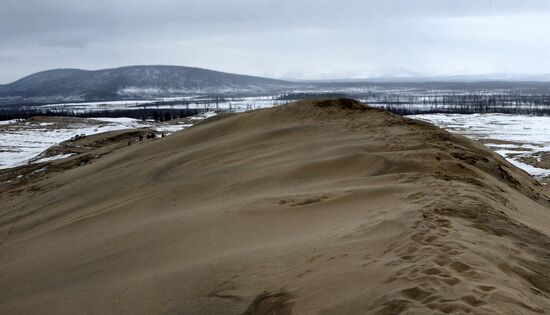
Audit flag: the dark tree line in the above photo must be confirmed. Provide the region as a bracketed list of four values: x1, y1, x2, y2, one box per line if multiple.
[0, 107, 201, 121]
[380, 103, 550, 116]
[272, 90, 550, 116]
[277, 93, 350, 101]
[130, 97, 227, 111]
[364, 92, 550, 108]
[4, 87, 550, 119]
[364, 92, 550, 116]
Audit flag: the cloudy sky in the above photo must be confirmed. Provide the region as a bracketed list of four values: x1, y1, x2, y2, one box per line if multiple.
[1, 0, 550, 83]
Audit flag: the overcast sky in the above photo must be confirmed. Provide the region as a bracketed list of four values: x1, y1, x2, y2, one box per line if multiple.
[1, 0, 550, 83]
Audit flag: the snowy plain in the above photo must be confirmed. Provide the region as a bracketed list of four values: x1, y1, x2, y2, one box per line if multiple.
[411, 113, 550, 179]
[0, 112, 216, 169]
[39, 96, 285, 113]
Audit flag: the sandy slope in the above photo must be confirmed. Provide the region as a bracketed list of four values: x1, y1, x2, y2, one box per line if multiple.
[1, 99, 550, 314]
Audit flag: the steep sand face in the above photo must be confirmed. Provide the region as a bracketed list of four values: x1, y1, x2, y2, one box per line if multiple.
[1, 99, 550, 314]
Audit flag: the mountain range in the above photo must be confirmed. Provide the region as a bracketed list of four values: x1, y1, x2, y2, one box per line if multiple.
[0, 65, 301, 104]
[2, 65, 550, 105]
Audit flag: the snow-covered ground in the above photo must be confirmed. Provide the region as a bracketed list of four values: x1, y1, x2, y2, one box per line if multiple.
[0, 119, 147, 169]
[39, 96, 285, 113]
[0, 112, 217, 169]
[412, 113, 550, 179]
[0, 119, 20, 126]
[34, 153, 75, 163]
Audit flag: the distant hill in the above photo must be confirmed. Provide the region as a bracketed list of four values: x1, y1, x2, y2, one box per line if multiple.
[0, 65, 301, 104]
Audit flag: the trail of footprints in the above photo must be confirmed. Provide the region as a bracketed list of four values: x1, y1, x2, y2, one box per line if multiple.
[378, 209, 496, 313]
[373, 182, 501, 313]
[0, 205, 21, 247]
[374, 178, 550, 313]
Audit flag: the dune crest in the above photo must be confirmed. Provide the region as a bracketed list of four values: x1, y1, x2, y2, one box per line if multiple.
[1, 99, 550, 314]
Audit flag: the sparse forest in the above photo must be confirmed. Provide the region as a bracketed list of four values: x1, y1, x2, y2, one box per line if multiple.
[279, 84, 550, 116]
[0, 107, 200, 121]
[3, 83, 550, 119]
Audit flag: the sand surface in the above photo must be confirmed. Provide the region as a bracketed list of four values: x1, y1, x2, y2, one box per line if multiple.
[1, 99, 550, 314]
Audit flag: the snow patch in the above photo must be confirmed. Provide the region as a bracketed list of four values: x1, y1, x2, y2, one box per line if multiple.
[0, 111, 219, 169]
[0, 119, 19, 126]
[413, 113, 550, 179]
[35, 154, 75, 163]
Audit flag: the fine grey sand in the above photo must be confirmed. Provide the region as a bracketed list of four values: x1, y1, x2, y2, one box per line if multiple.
[1, 99, 550, 314]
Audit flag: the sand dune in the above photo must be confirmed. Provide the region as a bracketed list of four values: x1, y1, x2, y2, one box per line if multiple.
[1, 99, 550, 314]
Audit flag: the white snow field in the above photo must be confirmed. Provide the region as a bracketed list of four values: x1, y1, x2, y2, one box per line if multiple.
[0, 118, 147, 169]
[0, 112, 217, 169]
[39, 96, 285, 113]
[412, 113, 550, 179]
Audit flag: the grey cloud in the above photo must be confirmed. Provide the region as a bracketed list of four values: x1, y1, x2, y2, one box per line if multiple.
[1, 0, 549, 83]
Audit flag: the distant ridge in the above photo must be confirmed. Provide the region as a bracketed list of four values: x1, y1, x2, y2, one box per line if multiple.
[305, 73, 550, 83]
[0, 65, 302, 104]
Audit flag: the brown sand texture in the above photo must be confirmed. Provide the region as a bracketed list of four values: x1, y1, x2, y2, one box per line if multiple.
[1, 99, 550, 314]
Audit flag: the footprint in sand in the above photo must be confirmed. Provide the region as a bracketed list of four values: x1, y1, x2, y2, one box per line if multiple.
[279, 194, 331, 207]
[449, 261, 472, 273]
